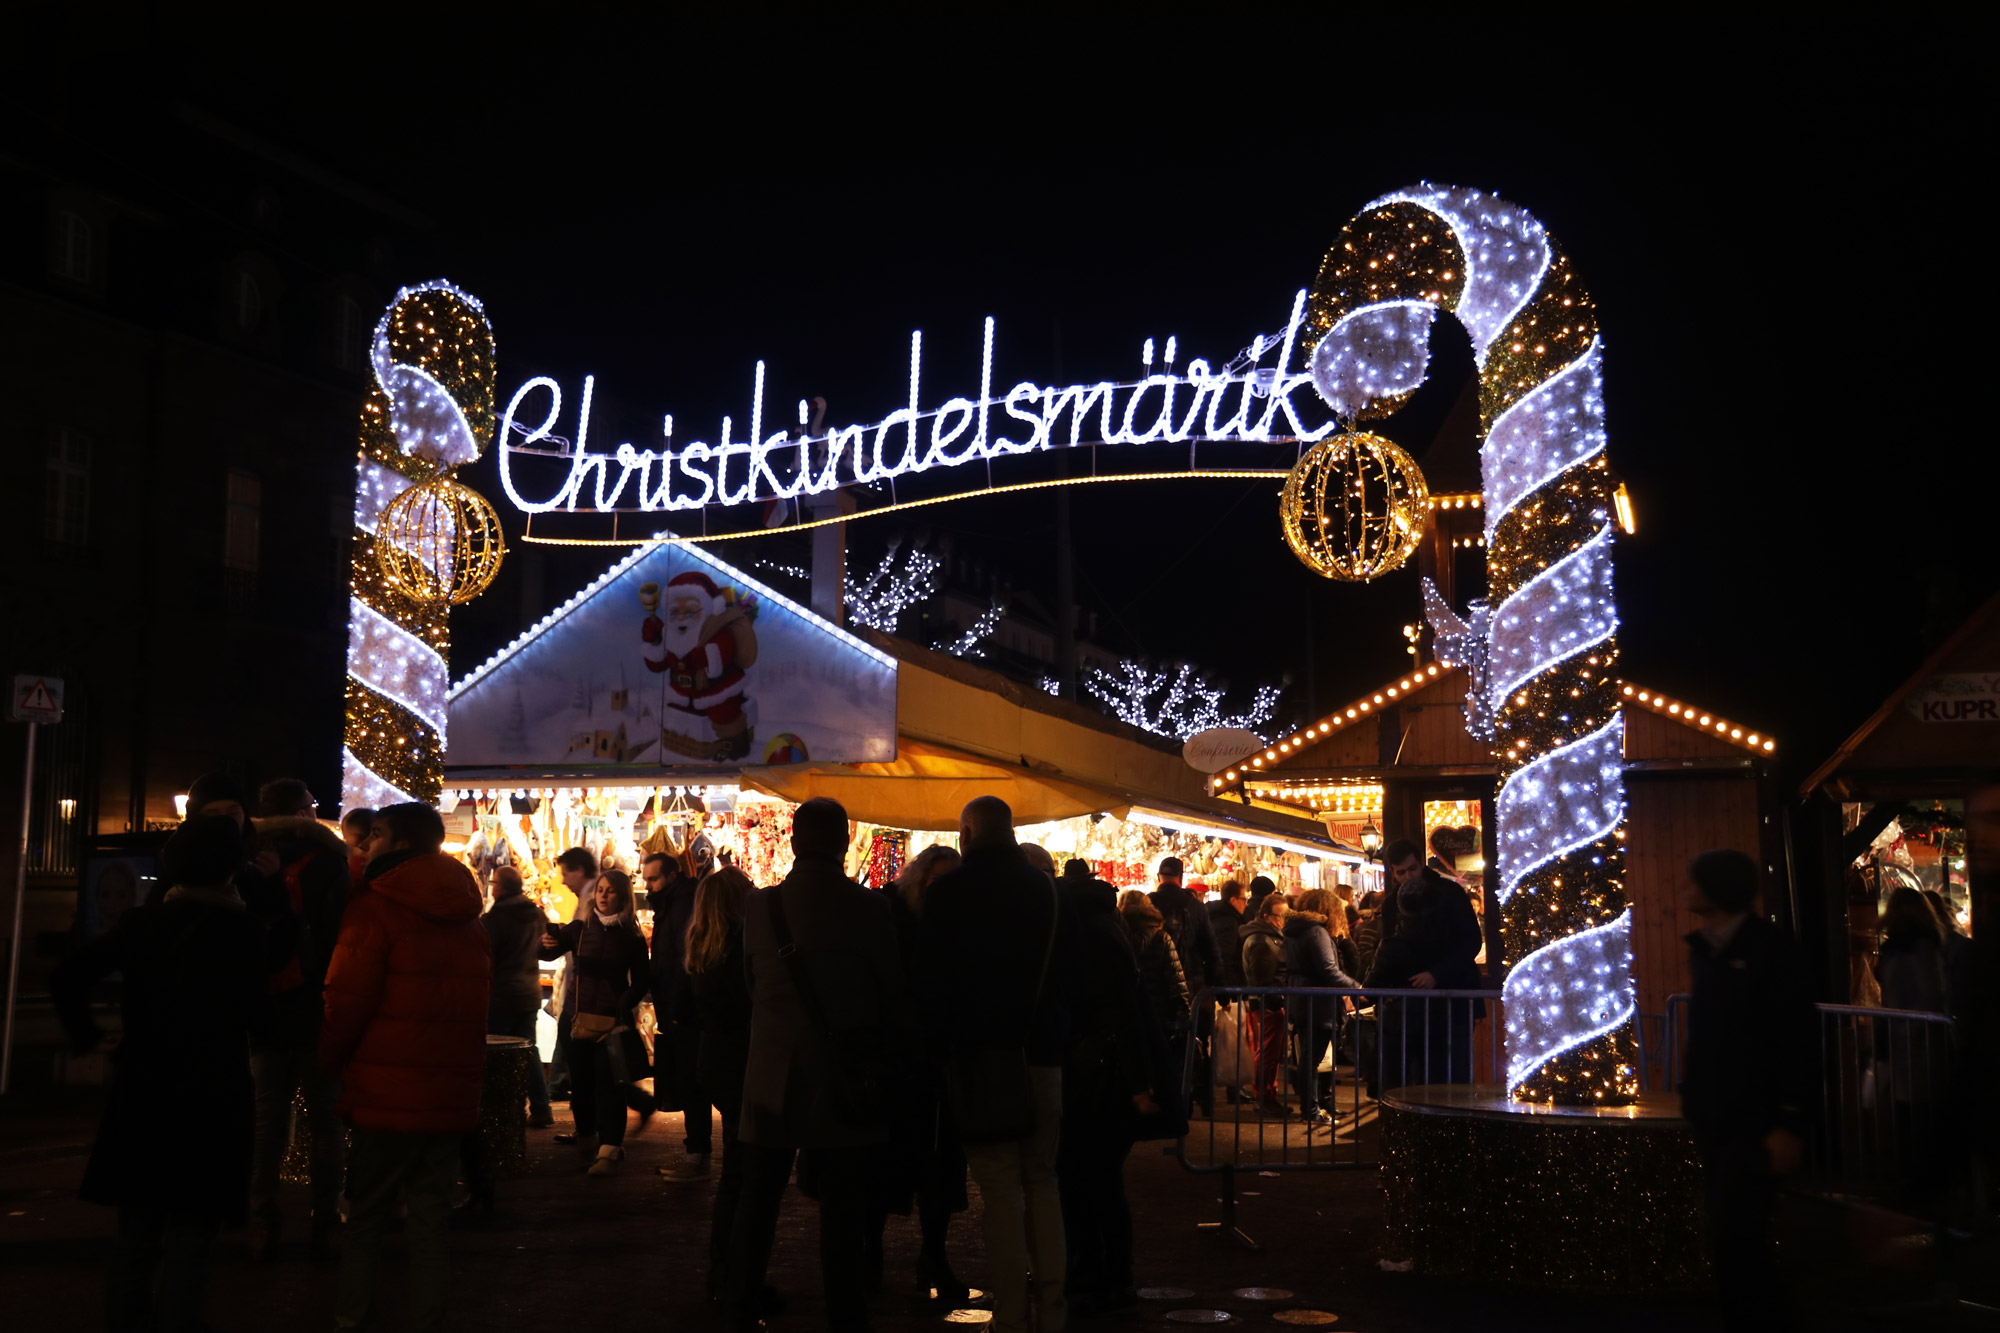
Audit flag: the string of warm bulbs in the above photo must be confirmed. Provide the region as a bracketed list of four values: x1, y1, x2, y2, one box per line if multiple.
[1209, 666, 1775, 794]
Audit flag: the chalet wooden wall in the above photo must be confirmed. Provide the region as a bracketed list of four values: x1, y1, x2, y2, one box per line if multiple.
[1624, 773, 1764, 1018]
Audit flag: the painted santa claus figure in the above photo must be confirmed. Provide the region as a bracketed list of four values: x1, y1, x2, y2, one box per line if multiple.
[639, 570, 760, 760]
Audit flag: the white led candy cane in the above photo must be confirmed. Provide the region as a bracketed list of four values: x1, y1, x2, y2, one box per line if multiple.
[1307, 184, 1635, 1105]
[340, 281, 496, 811]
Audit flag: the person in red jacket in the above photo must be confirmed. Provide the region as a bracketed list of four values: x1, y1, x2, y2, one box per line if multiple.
[320, 802, 490, 1333]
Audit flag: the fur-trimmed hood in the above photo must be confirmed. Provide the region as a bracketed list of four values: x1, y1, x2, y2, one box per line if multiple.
[256, 814, 350, 863]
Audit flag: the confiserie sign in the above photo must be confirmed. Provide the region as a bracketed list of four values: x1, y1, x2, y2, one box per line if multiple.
[1905, 673, 2000, 723]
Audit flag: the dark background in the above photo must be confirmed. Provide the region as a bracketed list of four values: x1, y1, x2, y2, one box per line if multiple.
[16, 4, 1994, 787]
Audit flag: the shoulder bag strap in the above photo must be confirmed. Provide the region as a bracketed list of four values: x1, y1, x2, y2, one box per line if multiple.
[1027, 877, 1059, 1024]
[766, 886, 838, 1043]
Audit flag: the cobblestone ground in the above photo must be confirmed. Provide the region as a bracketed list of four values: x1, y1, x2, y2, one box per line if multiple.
[0, 1091, 1988, 1332]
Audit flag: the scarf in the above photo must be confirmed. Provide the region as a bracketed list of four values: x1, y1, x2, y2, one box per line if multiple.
[164, 882, 246, 910]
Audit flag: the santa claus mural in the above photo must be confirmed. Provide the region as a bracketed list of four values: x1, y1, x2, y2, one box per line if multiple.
[640, 570, 761, 760]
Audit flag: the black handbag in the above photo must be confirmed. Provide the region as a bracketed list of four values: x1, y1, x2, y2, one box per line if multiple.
[767, 886, 891, 1131]
[945, 877, 1060, 1145]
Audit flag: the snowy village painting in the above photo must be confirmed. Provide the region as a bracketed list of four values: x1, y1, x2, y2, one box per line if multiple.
[447, 544, 898, 772]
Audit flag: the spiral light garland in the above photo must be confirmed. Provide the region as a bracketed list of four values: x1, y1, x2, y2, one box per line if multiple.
[340, 281, 496, 810]
[1306, 185, 1634, 1105]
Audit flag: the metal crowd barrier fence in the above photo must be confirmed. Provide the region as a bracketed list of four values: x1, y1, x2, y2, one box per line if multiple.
[1175, 986, 1502, 1250]
[1660, 993, 1962, 1203]
[1810, 1002, 1960, 1199]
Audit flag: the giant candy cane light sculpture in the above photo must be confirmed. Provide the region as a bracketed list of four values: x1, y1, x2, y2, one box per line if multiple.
[340, 282, 497, 811]
[1306, 185, 1634, 1104]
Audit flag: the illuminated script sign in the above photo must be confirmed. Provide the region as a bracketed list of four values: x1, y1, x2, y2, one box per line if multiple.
[497, 290, 1345, 517]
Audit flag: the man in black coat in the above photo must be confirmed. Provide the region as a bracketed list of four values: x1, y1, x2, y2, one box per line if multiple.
[645, 846, 712, 1178]
[1680, 849, 1818, 1332]
[1373, 839, 1484, 1089]
[732, 798, 903, 1333]
[915, 797, 1075, 1333]
[1206, 880, 1250, 993]
[1055, 860, 1177, 1315]
[1149, 857, 1220, 993]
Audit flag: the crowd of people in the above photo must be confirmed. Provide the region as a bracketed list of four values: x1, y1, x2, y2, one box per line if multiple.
[43, 765, 1974, 1333]
[38, 767, 1530, 1333]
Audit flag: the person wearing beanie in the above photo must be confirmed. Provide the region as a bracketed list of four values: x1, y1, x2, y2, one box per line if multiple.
[729, 797, 904, 1333]
[53, 815, 277, 1333]
[320, 801, 491, 1333]
[1680, 848, 1818, 1330]
[245, 777, 352, 1261]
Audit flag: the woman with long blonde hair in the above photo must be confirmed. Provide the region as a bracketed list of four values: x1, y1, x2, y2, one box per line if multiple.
[894, 843, 963, 919]
[1281, 885, 1361, 1128]
[539, 870, 655, 1174]
[679, 865, 756, 1301]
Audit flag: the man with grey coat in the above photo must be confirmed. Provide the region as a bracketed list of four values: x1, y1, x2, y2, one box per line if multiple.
[727, 797, 903, 1333]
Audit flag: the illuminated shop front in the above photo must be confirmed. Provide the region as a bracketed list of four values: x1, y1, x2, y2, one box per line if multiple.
[439, 535, 1358, 936]
[1802, 590, 1995, 1001]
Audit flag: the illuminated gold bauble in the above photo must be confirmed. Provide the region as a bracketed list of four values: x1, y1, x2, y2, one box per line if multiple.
[1280, 431, 1430, 581]
[374, 473, 508, 605]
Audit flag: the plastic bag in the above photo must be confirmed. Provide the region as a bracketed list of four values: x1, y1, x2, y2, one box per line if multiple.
[1211, 1003, 1257, 1088]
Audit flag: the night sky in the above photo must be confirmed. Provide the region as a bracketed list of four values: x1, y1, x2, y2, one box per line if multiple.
[32, 7, 1994, 783]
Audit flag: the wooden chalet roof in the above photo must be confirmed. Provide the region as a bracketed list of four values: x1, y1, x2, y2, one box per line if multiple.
[1801, 589, 2000, 800]
[1215, 661, 1778, 800]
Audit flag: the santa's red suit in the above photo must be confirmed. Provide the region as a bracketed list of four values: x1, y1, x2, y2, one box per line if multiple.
[641, 573, 749, 729]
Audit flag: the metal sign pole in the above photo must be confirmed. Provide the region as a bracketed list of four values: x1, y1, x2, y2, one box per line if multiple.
[2, 721, 37, 1095]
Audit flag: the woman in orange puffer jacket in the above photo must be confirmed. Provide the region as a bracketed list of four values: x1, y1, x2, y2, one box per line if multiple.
[320, 828, 491, 1134]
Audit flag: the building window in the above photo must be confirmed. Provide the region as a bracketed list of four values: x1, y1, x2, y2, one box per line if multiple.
[336, 295, 371, 372]
[45, 430, 90, 546]
[235, 271, 263, 331]
[224, 468, 261, 573]
[53, 211, 93, 283]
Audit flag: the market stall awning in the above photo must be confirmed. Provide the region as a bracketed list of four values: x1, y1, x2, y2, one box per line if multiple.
[742, 738, 1131, 831]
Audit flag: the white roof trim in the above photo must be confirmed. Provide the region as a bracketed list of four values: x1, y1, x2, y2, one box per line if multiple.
[448, 530, 896, 701]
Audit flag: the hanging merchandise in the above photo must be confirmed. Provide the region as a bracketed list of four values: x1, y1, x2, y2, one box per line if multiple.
[860, 829, 909, 889]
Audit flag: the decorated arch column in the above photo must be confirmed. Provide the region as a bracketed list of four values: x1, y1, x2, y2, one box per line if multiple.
[340, 282, 497, 809]
[1305, 185, 1634, 1105]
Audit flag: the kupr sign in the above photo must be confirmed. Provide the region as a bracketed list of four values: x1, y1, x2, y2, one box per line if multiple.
[1905, 673, 2000, 724]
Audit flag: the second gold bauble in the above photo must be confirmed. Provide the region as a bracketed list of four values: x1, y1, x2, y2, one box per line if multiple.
[1280, 430, 1430, 581]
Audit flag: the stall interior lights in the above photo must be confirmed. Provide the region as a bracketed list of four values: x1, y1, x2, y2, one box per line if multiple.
[1124, 807, 1361, 864]
[1621, 684, 1774, 753]
[451, 783, 745, 802]
[1427, 493, 1483, 510]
